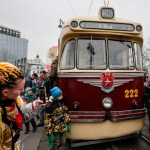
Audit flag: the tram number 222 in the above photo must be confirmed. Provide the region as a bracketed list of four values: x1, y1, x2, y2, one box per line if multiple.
[125, 89, 138, 98]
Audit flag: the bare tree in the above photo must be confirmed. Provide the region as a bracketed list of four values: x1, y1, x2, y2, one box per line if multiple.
[143, 38, 150, 72]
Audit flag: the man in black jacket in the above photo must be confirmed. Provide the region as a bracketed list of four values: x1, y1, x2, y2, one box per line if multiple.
[144, 73, 150, 130]
[24, 73, 38, 89]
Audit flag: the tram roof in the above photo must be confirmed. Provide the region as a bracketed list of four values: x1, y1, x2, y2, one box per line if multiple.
[59, 15, 143, 39]
[59, 7, 143, 42]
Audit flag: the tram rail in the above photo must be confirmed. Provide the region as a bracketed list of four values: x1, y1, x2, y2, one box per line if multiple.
[140, 133, 150, 144]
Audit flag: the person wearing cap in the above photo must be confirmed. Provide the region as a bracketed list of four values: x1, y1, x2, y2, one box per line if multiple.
[22, 87, 37, 134]
[0, 62, 45, 150]
[44, 86, 71, 150]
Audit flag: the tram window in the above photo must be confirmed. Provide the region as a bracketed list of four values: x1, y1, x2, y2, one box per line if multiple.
[60, 40, 75, 69]
[134, 43, 142, 70]
[77, 39, 106, 69]
[108, 40, 134, 70]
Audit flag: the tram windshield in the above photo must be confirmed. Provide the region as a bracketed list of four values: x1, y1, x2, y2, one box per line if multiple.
[60, 39, 142, 70]
[77, 39, 106, 69]
[108, 40, 134, 69]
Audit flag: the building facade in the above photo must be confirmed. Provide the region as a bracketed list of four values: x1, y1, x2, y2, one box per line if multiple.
[27, 54, 46, 76]
[0, 25, 28, 73]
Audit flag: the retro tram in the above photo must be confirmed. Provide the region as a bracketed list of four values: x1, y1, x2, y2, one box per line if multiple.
[57, 6, 145, 145]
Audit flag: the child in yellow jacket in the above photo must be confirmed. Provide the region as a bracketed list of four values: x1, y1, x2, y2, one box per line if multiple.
[44, 86, 70, 150]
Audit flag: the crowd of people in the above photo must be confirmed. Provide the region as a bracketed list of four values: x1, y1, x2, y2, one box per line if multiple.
[22, 57, 70, 150]
[0, 57, 71, 150]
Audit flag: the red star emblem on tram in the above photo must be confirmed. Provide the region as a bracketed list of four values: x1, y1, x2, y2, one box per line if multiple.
[101, 72, 114, 93]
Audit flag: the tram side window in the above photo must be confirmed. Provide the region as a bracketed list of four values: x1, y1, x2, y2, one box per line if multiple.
[108, 40, 134, 69]
[60, 40, 75, 69]
[77, 39, 106, 69]
[134, 43, 142, 70]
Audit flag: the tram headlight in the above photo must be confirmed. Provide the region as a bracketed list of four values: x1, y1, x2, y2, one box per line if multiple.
[136, 25, 142, 32]
[132, 99, 138, 107]
[102, 97, 113, 109]
[71, 21, 78, 28]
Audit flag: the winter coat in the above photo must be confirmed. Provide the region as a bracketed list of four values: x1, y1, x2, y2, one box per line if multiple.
[43, 58, 58, 98]
[23, 93, 36, 103]
[0, 96, 43, 150]
[144, 81, 150, 108]
[44, 97, 70, 135]
[24, 76, 33, 89]
[43, 78, 53, 97]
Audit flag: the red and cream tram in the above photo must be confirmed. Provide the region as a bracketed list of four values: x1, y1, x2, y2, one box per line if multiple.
[57, 6, 145, 144]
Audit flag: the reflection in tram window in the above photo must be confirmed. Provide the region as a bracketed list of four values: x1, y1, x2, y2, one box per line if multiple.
[108, 40, 134, 70]
[60, 39, 75, 69]
[77, 39, 106, 69]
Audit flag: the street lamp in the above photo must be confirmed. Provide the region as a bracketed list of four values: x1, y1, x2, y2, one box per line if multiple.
[58, 19, 65, 28]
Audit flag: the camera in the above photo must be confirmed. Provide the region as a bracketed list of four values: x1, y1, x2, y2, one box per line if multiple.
[39, 86, 46, 103]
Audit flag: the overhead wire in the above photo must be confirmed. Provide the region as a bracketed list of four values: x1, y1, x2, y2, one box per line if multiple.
[88, 0, 94, 16]
[67, 0, 77, 16]
[67, 0, 95, 16]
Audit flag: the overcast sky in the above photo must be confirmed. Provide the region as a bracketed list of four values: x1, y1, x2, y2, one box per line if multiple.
[0, 0, 150, 63]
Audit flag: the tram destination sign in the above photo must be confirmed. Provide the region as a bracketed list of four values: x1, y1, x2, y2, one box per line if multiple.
[80, 21, 135, 31]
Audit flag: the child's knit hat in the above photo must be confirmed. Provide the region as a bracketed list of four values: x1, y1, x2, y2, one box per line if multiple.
[25, 87, 32, 93]
[50, 86, 62, 99]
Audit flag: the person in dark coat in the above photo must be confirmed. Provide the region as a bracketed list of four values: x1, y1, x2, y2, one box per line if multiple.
[43, 57, 58, 99]
[36, 70, 48, 127]
[144, 73, 150, 129]
[24, 73, 38, 89]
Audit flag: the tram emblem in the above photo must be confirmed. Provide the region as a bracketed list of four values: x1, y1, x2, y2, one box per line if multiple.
[101, 72, 114, 93]
[77, 72, 134, 93]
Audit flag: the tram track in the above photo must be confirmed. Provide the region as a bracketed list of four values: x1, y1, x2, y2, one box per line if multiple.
[70, 134, 150, 150]
[140, 134, 150, 144]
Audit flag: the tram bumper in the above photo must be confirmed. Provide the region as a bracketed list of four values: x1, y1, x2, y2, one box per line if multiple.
[67, 108, 145, 140]
[110, 108, 145, 121]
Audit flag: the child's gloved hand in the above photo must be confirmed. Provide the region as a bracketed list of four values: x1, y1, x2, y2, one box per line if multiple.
[67, 123, 71, 134]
